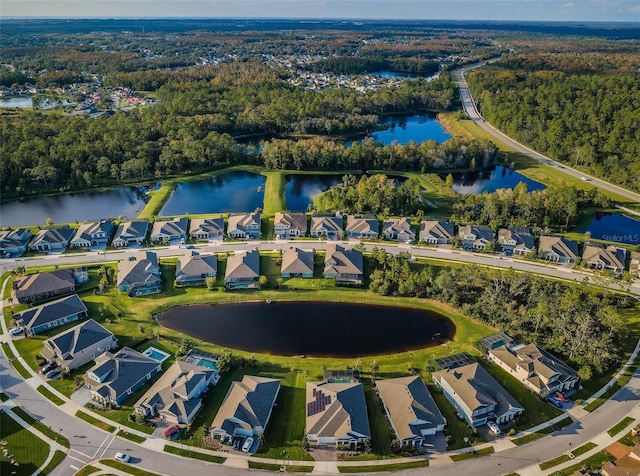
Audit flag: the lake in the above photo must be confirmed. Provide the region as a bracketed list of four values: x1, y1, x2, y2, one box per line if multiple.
[579, 212, 640, 245]
[0, 97, 32, 108]
[285, 174, 344, 212]
[156, 301, 455, 358]
[160, 171, 265, 215]
[346, 114, 452, 147]
[0, 187, 149, 227]
[444, 166, 546, 194]
[374, 71, 439, 80]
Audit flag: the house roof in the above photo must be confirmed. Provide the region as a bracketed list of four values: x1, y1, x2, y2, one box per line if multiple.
[376, 376, 446, 441]
[113, 221, 149, 242]
[274, 213, 307, 232]
[73, 220, 113, 242]
[382, 218, 414, 237]
[582, 242, 626, 270]
[419, 220, 454, 240]
[311, 216, 343, 234]
[346, 215, 379, 235]
[151, 218, 188, 238]
[632, 251, 640, 274]
[29, 228, 75, 248]
[211, 375, 280, 435]
[306, 381, 371, 440]
[15, 293, 87, 330]
[176, 252, 218, 279]
[0, 229, 32, 249]
[324, 244, 363, 276]
[458, 225, 495, 242]
[228, 214, 261, 232]
[117, 251, 159, 287]
[225, 250, 260, 280]
[189, 218, 225, 236]
[498, 227, 534, 249]
[13, 269, 76, 301]
[281, 248, 314, 275]
[538, 235, 579, 259]
[41, 319, 114, 365]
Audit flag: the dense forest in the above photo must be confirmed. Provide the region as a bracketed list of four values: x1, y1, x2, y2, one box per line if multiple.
[305, 56, 440, 76]
[368, 250, 627, 379]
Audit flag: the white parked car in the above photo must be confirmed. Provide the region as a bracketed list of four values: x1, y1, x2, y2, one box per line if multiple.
[9, 327, 24, 336]
[115, 452, 130, 463]
[242, 437, 254, 452]
[488, 421, 502, 435]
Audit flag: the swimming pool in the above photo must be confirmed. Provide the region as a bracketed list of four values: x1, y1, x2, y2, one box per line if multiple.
[196, 358, 218, 371]
[143, 347, 171, 362]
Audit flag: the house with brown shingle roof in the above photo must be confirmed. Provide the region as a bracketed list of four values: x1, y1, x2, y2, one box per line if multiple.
[225, 250, 260, 289]
[538, 235, 579, 263]
[346, 215, 379, 239]
[382, 218, 415, 242]
[189, 218, 224, 242]
[419, 220, 455, 245]
[602, 445, 640, 476]
[274, 212, 307, 239]
[582, 242, 627, 276]
[323, 244, 363, 284]
[281, 248, 314, 278]
[227, 214, 261, 240]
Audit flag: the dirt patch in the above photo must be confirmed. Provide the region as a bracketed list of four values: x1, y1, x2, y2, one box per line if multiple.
[606, 441, 632, 459]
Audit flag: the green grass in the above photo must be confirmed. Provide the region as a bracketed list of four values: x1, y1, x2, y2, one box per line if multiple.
[248, 461, 313, 472]
[263, 170, 286, 215]
[40, 449, 67, 475]
[36, 385, 65, 405]
[584, 365, 638, 412]
[618, 429, 638, 447]
[449, 446, 494, 461]
[511, 417, 572, 446]
[607, 416, 635, 437]
[73, 465, 102, 476]
[100, 459, 162, 476]
[0, 412, 50, 476]
[539, 454, 570, 471]
[163, 444, 225, 463]
[0, 392, 9, 402]
[2, 343, 32, 379]
[337, 460, 429, 473]
[11, 406, 70, 448]
[117, 430, 146, 444]
[75, 411, 116, 433]
[572, 442, 597, 457]
[548, 450, 615, 476]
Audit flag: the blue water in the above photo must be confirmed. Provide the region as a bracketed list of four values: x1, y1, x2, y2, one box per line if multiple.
[160, 171, 265, 215]
[445, 166, 546, 194]
[579, 213, 640, 245]
[144, 348, 170, 362]
[285, 174, 343, 212]
[196, 358, 218, 371]
[346, 114, 452, 147]
[374, 71, 439, 81]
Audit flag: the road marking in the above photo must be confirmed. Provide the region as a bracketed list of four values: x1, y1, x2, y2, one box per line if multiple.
[70, 448, 93, 459]
[67, 454, 89, 464]
[92, 434, 112, 458]
[100, 433, 117, 459]
[70, 465, 79, 470]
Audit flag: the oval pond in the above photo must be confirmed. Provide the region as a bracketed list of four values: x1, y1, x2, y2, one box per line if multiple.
[157, 301, 455, 358]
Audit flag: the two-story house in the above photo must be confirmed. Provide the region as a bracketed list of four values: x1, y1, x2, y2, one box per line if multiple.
[274, 212, 307, 239]
[227, 214, 261, 240]
[497, 227, 534, 256]
[71, 220, 114, 249]
[458, 225, 495, 250]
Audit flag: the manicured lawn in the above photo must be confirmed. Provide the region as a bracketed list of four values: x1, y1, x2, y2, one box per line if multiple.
[163, 444, 225, 463]
[262, 170, 286, 215]
[11, 406, 70, 448]
[117, 430, 146, 444]
[618, 429, 639, 447]
[548, 450, 615, 476]
[0, 412, 50, 476]
[608, 416, 635, 437]
[36, 385, 65, 405]
[337, 460, 429, 473]
[539, 454, 570, 471]
[572, 441, 597, 457]
[40, 449, 66, 474]
[100, 459, 162, 476]
[430, 387, 485, 450]
[75, 411, 116, 433]
[74, 465, 102, 476]
[2, 343, 32, 379]
[449, 446, 494, 461]
[249, 461, 313, 472]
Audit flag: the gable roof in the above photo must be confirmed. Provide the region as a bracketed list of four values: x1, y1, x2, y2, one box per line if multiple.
[498, 227, 534, 249]
[151, 217, 188, 237]
[311, 216, 343, 234]
[189, 217, 225, 236]
[225, 250, 260, 280]
[0, 228, 32, 249]
[176, 252, 218, 279]
[538, 235, 579, 259]
[13, 269, 76, 300]
[15, 293, 87, 330]
[324, 244, 363, 276]
[117, 251, 159, 287]
[42, 319, 114, 364]
[458, 224, 495, 241]
[346, 215, 379, 235]
[382, 218, 414, 236]
[274, 213, 307, 232]
[113, 221, 149, 242]
[73, 220, 113, 242]
[582, 242, 626, 269]
[281, 248, 314, 275]
[419, 220, 454, 240]
[29, 228, 75, 248]
[228, 214, 261, 232]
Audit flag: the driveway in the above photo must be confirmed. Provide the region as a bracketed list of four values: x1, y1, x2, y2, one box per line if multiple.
[70, 385, 93, 406]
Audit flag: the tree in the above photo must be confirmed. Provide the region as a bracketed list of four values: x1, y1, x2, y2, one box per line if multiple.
[205, 276, 216, 290]
[218, 348, 233, 373]
[177, 338, 195, 357]
[578, 365, 593, 382]
[45, 217, 54, 227]
[258, 275, 268, 288]
[370, 360, 379, 378]
[445, 173, 454, 187]
[352, 357, 363, 372]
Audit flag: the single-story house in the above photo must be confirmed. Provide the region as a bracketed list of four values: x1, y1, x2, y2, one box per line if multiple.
[458, 225, 495, 250]
[602, 444, 640, 476]
[225, 250, 260, 289]
[189, 218, 225, 241]
[227, 213, 261, 240]
[274, 212, 307, 239]
[175, 251, 217, 285]
[28, 228, 75, 252]
[281, 247, 314, 278]
[497, 227, 534, 256]
[306, 374, 370, 449]
[135, 360, 217, 425]
[70, 220, 114, 248]
[582, 242, 627, 276]
[0, 228, 33, 255]
[346, 215, 379, 239]
[86, 347, 162, 406]
[376, 376, 446, 447]
[210, 375, 280, 452]
[310, 215, 343, 239]
[382, 218, 415, 242]
[13, 268, 78, 304]
[323, 244, 363, 284]
[433, 362, 524, 427]
[419, 220, 455, 245]
[40, 319, 117, 372]
[151, 217, 188, 243]
[112, 221, 149, 247]
[14, 294, 88, 336]
[538, 235, 579, 263]
[117, 251, 161, 297]
[488, 342, 579, 398]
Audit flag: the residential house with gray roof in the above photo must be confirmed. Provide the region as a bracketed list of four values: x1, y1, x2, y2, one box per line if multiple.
[376, 376, 446, 448]
[117, 251, 161, 297]
[419, 220, 455, 245]
[382, 218, 415, 243]
[582, 242, 627, 276]
[71, 220, 114, 249]
[40, 319, 117, 372]
[281, 248, 314, 278]
[189, 218, 225, 241]
[458, 225, 495, 250]
[538, 235, 579, 264]
[176, 251, 217, 285]
[210, 375, 280, 452]
[227, 214, 261, 240]
[310, 215, 343, 239]
[151, 217, 188, 243]
[14, 294, 88, 336]
[631, 251, 640, 278]
[0, 228, 32, 256]
[86, 347, 162, 406]
[498, 227, 534, 256]
[112, 221, 149, 247]
[28, 228, 75, 252]
[346, 215, 379, 239]
[274, 212, 307, 239]
[13, 268, 78, 304]
[225, 250, 260, 289]
[323, 244, 363, 284]
[433, 362, 524, 427]
[135, 360, 217, 425]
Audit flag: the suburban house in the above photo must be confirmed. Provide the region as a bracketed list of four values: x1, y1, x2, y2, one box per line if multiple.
[281, 247, 314, 278]
[346, 215, 379, 239]
[117, 251, 161, 297]
[631, 251, 640, 278]
[274, 212, 307, 239]
[581, 242, 627, 276]
[538, 235, 579, 263]
[85, 347, 162, 406]
[497, 227, 534, 256]
[310, 215, 343, 239]
[40, 319, 117, 372]
[134, 360, 217, 425]
[227, 214, 261, 240]
[376, 376, 446, 448]
[458, 225, 495, 250]
[0, 228, 33, 256]
[306, 372, 370, 449]
[14, 294, 89, 336]
[28, 228, 75, 252]
[151, 217, 188, 243]
[189, 218, 225, 242]
[419, 220, 455, 245]
[71, 220, 114, 248]
[323, 244, 364, 284]
[602, 444, 640, 476]
[225, 250, 260, 289]
[488, 342, 579, 398]
[382, 218, 415, 242]
[112, 221, 149, 247]
[175, 251, 217, 285]
[209, 375, 280, 452]
[13, 268, 80, 304]
[432, 362, 524, 427]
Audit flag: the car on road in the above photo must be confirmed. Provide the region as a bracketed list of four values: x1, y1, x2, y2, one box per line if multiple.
[548, 396, 563, 408]
[487, 421, 502, 435]
[9, 327, 23, 336]
[115, 452, 130, 463]
[555, 391, 569, 402]
[164, 425, 180, 439]
[242, 437, 254, 452]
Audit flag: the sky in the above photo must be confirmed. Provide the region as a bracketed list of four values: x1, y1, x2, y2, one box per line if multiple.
[2, 0, 640, 22]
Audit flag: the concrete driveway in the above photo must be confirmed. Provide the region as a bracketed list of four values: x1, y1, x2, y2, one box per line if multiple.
[70, 385, 92, 406]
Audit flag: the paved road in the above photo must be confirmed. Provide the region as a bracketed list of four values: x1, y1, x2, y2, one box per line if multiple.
[454, 63, 640, 204]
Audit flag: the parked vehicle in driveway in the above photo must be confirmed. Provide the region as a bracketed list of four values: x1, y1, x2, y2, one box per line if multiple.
[41, 362, 57, 374]
[45, 368, 61, 380]
[115, 452, 130, 463]
[9, 327, 23, 336]
[242, 437, 254, 452]
[488, 421, 502, 435]
[548, 396, 563, 408]
[555, 391, 569, 402]
[164, 425, 180, 438]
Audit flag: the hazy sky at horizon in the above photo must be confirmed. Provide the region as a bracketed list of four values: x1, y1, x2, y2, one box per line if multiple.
[3, 0, 640, 22]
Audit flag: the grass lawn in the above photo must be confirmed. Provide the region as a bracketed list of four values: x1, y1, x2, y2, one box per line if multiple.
[618, 429, 639, 447]
[100, 459, 162, 476]
[430, 388, 486, 450]
[11, 406, 70, 448]
[40, 449, 66, 475]
[511, 418, 572, 446]
[75, 411, 116, 433]
[74, 465, 102, 476]
[539, 454, 570, 471]
[248, 461, 313, 472]
[117, 430, 146, 444]
[572, 442, 597, 457]
[449, 446, 494, 461]
[608, 416, 635, 437]
[548, 450, 615, 476]
[0, 412, 50, 476]
[163, 444, 225, 463]
[337, 460, 429, 473]
[36, 385, 65, 405]
[262, 170, 286, 215]
[2, 343, 32, 379]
